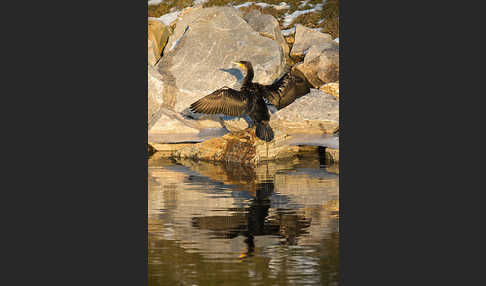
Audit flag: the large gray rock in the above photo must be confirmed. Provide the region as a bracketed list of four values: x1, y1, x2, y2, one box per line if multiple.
[148, 65, 164, 129]
[156, 6, 286, 113]
[148, 107, 226, 143]
[294, 43, 339, 87]
[243, 9, 290, 57]
[148, 19, 170, 66]
[149, 64, 224, 142]
[290, 24, 336, 57]
[149, 111, 199, 136]
[148, 40, 157, 66]
[270, 89, 339, 134]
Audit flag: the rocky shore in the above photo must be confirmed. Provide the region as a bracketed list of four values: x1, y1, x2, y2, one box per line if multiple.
[148, 4, 339, 165]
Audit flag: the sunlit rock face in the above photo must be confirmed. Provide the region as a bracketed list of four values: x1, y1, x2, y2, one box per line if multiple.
[148, 65, 164, 129]
[148, 65, 225, 143]
[156, 6, 286, 113]
[147, 19, 170, 65]
[326, 147, 339, 163]
[171, 127, 317, 165]
[147, 7, 340, 161]
[149, 112, 200, 135]
[243, 9, 290, 57]
[289, 24, 339, 88]
[148, 40, 158, 66]
[320, 82, 339, 98]
[270, 89, 339, 134]
[290, 24, 335, 58]
[294, 43, 339, 87]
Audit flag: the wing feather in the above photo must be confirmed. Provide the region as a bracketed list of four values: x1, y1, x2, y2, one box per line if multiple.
[189, 87, 248, 116]
[256, 70, 311, 109]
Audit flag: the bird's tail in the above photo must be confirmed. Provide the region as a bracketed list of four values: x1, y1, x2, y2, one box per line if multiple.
[255, 122, 274, 142]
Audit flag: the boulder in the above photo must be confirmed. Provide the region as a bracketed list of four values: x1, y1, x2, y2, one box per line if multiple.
[148, 107, 227, 144]
[156, 6, 286, 114]
[148, 63, 227, 144]
[172, 128, 315, 165]
[149, 112, 200, 135]
[148, 65, 164, 129]
[269, 89, 339, 134]
[148, 19, 170, 65]
[148, 40, 158, 66]
[294, 43, 339, 87]
[243, 9, 290, 57]
[320, 82, 339, 98]
[325, 148, 339, 163]
[221, 115, 253, 132]
[290, 24, 336, 58]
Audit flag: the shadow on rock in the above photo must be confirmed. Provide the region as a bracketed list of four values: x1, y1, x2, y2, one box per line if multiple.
[219, 68, 244, 83]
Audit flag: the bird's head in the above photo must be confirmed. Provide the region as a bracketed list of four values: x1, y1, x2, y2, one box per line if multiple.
[231, 60, 253, 71]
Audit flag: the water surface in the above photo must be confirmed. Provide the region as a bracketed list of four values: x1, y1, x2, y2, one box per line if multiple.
[148, 151, 339, 285]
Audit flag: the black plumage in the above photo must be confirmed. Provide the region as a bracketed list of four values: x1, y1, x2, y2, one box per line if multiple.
[256, 68, 312, 110]
[189, 61, 311, 142]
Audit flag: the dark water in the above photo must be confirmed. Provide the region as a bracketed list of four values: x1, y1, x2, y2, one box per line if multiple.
[148, 151, 339, 286]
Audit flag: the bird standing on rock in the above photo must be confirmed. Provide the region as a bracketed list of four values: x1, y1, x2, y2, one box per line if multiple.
[190, 61, 275, 142]
[189, 60, 312, 142]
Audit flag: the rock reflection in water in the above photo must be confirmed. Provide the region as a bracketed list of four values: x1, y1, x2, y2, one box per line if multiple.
[148, 152, 339, 286]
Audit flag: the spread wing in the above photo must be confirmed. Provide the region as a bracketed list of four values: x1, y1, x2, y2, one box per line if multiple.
[189, 87, 248, 116]
[256, 70, 311, 109]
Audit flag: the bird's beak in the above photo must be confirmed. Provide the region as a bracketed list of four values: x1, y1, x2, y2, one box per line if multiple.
[231, 61, 243, 68]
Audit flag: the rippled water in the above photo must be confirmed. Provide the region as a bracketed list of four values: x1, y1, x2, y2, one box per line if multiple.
[148, 150, 339, 285]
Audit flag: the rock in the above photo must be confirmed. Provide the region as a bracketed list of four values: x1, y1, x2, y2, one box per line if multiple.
[221, 115, 252, 132]
[320, 82, 339, 98]
[191, 114, 224, 129]
[148, 63, 227, 144]
[149, 142, 195, 157]
[149, 65, 224, 142]
[148, 40, 158, 66]
[148, 108, 228, 144]
[172, 127, 316, 165]
[294, 43, 339, 87]
[150, 112, 200, 135]
[156, 6, 286, 114]
[285, 35, 294, 46]
[287, 133, 339, 149]
[270, 89, 339, 134]
[148, 65, 164, 129]
[243, 9, 290, 57]
[290, 24, 336, 58]
[147, 19, 170, 65]
[325, 148, 339, 163]
[326, 164, 339, 174]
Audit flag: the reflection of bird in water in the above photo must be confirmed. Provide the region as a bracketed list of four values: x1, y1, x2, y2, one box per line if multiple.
[187, 162, 311, 259]
[190, 61, 312, 142]
[240, 180, 275, 259]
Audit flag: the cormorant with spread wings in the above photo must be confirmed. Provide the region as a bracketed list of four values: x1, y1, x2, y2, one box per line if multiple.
[189, 61, 311, 142]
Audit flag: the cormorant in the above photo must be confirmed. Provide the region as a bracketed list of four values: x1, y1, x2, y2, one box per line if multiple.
[189, 61, 312, 142]
[256, 68, 311, 109]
